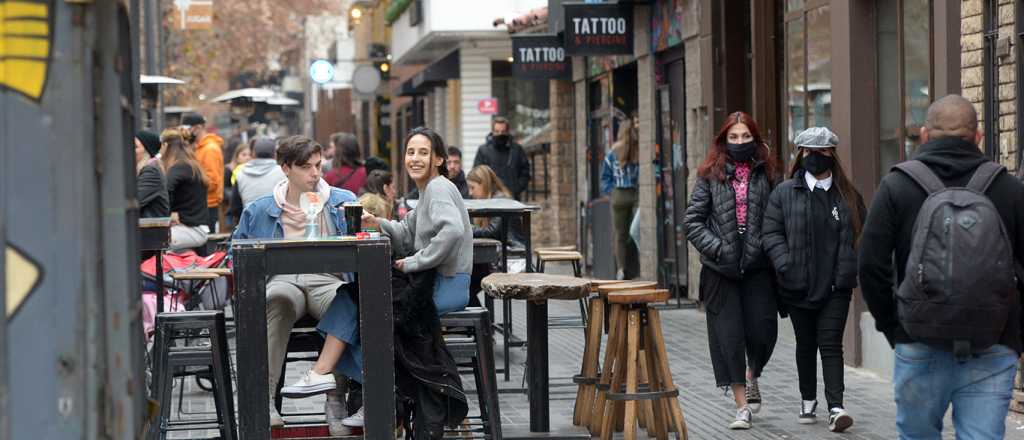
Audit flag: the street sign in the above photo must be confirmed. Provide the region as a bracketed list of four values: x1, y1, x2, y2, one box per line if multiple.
[563, 2, 634, 56]
[478, 98, 498, 115]
[172, 0, 213, 30]
[310, 59, 335, 84]
[352, 65, 382, 95]
[512, 34, 571, 80]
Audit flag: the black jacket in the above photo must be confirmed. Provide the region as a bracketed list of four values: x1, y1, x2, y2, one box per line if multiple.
[449, 171, 470, 198]
[165, 162, 209, 227]
[763, 170, 865, 305]
[858, 136, 1024, 352]
[388, 268, 469, 439]
[474, 134, 531, 200]
[138, 163, 170, 219]
[684, 161, 774, 279]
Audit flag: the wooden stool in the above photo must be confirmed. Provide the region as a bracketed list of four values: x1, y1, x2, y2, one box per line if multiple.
[593, 289, 688, 440]
[579, 281, 657, 432]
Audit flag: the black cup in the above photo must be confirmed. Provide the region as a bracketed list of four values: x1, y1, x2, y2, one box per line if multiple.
[343, 202, 362, 235]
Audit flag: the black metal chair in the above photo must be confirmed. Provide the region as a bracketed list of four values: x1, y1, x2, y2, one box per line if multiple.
[148, 311, 236, 440]
[442, 307, 502, 440]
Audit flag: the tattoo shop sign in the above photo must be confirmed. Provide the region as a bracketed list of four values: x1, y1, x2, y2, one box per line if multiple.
[563, 3, 634, 56]
[512, 35, 572, 80]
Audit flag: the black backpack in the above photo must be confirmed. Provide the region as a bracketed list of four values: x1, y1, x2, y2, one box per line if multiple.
[894, 160, 1015, 357]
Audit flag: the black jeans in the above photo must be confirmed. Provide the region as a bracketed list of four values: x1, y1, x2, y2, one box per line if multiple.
[701, 267, 778, 387]
[788, 292, 851, 409]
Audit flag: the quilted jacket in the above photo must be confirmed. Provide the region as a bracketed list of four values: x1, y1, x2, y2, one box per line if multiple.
[684, 161, 774, 279]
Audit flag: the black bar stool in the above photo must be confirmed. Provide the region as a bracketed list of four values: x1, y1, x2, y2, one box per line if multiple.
[148, 311, 236, 440]
[441, 307, 502, 439]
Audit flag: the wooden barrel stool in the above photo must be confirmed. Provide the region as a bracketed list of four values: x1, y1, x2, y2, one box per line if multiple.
[595, 289, 688, 440]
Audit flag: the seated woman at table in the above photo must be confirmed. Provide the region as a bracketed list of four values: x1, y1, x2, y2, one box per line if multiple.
[135, 130, 170, 219]
[358, 169, 395, 219]
[466, 164, 525, 307]
[159, 129, 210, 250]
[282, 126, 473, 429]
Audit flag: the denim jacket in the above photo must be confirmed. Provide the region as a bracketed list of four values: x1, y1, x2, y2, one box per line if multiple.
[232, 187, 358, 241]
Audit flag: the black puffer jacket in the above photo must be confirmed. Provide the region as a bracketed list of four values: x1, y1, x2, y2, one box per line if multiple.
[762, 170, 865, 296]
[684, 161, 774, 279]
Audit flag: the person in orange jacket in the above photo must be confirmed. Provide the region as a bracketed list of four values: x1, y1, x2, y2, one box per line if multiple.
[183, 112, 224, 232]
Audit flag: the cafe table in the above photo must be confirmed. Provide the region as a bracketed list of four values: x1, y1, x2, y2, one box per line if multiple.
[231, 237, 393, 439]
[139, 217, 171, 313]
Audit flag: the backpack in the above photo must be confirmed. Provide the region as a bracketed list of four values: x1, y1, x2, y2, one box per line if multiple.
[894, 160, 1015, 358]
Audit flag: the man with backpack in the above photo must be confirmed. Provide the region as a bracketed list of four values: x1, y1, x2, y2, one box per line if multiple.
[859, 94, 1024, 438]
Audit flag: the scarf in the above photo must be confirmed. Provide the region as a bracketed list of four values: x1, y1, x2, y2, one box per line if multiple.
[273, 178, 332, 238]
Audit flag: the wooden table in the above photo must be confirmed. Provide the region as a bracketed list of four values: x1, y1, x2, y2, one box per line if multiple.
[231, 238, 393, 439]
[139, 217, 171, 313]
[482, 272, 592, 438]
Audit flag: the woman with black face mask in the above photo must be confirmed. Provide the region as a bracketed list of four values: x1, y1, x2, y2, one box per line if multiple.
[684, 112, 781, 430]
[762, 127, 865, 433]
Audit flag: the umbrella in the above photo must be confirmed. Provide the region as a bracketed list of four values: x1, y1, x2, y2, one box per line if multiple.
[261, 95, 301, 106]
[210, 88, 275, 103]
[140, 75, 185, 85]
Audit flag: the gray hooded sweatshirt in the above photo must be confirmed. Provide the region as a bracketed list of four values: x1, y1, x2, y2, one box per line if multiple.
[236, 158, 286, 207]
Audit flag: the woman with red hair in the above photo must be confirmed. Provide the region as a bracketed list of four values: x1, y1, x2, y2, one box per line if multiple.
[684, 112, 780, 430]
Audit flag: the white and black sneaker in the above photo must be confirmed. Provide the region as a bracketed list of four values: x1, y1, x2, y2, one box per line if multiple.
[828, 407, 853, 432]
[798, 400, 817, 425]
[745, 379, 762, 413]
[728, 406, 752, 430]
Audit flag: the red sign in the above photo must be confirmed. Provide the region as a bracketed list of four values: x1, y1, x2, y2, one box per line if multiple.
[478, 98, 498, 115]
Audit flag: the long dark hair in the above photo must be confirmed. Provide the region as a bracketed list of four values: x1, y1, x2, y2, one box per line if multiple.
[790, 148, 865, 243]
[697, 111, 779, 182]
[363, 169, 393, 196]
[330, 132, 362, 169]
[159, 129, 207, 185]
[403, 127, 448, 178]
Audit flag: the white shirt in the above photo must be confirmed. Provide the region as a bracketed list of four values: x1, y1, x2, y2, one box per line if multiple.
[804, 171, 833, 192]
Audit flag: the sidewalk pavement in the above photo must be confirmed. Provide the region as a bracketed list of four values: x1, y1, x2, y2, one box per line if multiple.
[168, 284, 1024, 439]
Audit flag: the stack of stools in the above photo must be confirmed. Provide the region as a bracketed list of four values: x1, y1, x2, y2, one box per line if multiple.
[441, 307, 502, 440]
[148, 310, 236, 440]
[573, 281, 655, 430]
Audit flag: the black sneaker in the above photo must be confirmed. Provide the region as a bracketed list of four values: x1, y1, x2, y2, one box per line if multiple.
[798, 400, 817, 425]
[728, 406, 752, 430]
[828, 407, 853, 432]
[745, 379, 762, 413]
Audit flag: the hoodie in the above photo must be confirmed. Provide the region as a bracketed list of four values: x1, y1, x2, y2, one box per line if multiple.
[858, 136, 1024, 353]
[236, 158, 286, 207]
[195, 133, 225, 207]
[474, 133, 531, 200]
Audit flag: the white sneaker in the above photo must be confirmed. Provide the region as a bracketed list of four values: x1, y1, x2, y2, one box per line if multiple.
[828, 407, 853, 432]
[342, 406, 365, 427]
[325, 390, 352, 436]
[280, 370, 336, 398]
[728, 406, 752, 430]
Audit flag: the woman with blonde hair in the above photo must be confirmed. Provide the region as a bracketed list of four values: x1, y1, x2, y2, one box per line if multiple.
[467, 165, 524, 246]
[160, 128, 210, 250]
[601, 114, 640, 279]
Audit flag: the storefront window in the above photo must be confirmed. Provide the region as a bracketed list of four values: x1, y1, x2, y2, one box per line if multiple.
[492, 61, 551, 146]
[782, 3, 830, 168]
[877, 0, 932, 179]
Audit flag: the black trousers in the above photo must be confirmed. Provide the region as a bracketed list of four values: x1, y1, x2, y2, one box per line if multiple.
[787, 292, 851, 409]
[207, 206, 219, 232]
[701, 267, 778, 387]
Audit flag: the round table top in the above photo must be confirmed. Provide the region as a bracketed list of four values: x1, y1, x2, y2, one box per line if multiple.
[481, 272, 591, 301]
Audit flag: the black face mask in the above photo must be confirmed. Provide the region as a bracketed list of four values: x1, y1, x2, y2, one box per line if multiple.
[493, 134, 510, 147]
[726, 141, 757, 163]
[801, 151, 835, 175]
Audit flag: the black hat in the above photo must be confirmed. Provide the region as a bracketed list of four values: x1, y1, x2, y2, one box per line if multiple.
[181, 112, 206, 127]
[365, 156, 389, 174]
[251, 136, 277, 159]
[136, 130, 161, 157]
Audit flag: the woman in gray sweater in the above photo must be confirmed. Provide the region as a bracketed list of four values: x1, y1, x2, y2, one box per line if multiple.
[281, 127, 474, 427]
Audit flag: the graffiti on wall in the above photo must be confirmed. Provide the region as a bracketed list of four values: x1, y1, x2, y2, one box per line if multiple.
[0, 0, 53, 101]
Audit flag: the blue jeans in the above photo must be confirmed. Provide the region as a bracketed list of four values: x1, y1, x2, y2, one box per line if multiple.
[317, 273, 470, 383]
[894, 342, 1018, 440]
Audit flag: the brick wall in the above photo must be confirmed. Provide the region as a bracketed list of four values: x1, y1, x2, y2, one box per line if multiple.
[962, 0, 1018, 172]
[529, 79, 578, 248]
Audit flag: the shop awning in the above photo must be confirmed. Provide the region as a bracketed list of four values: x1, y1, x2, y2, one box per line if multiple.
[399, 50, 460, 96]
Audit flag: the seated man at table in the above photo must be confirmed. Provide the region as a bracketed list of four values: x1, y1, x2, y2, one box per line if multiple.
[232, 135, 358, 432]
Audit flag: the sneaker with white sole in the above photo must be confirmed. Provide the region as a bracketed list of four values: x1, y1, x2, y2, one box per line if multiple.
[728, 406, 752, 430]
[745, 379, 762, 413]
[342, 406, 365, 428]
[280, 370, 336, 398]
[828, 407, 853, 432]
[798, 400, 817, 425]
[325, 389, 352, 436]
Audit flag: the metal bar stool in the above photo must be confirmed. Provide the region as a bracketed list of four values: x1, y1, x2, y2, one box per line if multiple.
[442, 307, 502, 439]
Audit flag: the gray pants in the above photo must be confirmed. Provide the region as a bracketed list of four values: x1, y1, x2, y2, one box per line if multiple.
[266, 274, 342, 395]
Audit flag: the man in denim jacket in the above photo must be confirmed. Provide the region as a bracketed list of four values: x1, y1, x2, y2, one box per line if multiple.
[233, 136, 357, 432]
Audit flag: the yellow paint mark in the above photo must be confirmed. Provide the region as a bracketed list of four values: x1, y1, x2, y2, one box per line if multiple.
[6, 245, 41, 317]
[0, 0, 51, 100]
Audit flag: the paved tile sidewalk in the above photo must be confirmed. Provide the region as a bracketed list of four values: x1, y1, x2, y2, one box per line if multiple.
[167, 291, 1024, 439]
